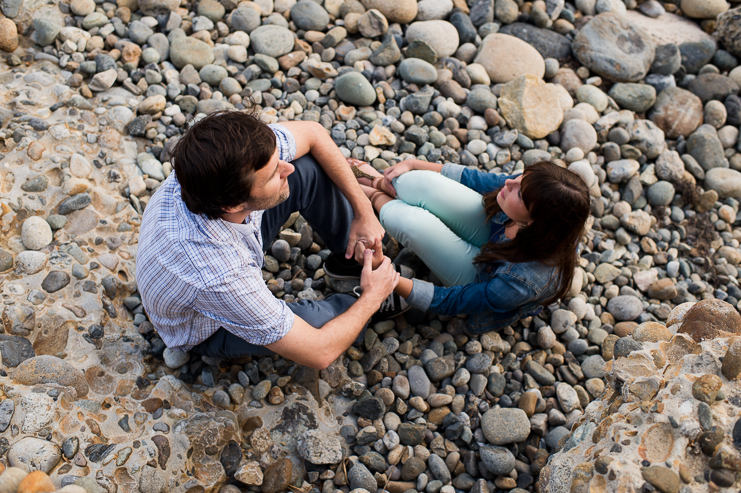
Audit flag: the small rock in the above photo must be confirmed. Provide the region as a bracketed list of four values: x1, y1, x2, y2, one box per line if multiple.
[480, 408, 531, 445]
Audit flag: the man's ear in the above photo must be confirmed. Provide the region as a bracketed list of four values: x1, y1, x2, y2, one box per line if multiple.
[222, 204, 246, 214]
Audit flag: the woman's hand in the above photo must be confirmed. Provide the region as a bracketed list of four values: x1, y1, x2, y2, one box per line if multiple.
[382, 160, 417, 196]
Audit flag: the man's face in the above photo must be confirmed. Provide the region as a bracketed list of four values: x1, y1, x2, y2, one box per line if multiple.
[243, 147, 295, 211]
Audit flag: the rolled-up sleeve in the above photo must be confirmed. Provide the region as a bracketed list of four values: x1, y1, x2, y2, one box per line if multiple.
[405, 279, 435, 311]
[441, 163, 466, 183]
[442, 164, 516, 195]
[427, 274, 533, 316]
[270, 123, 297, 162]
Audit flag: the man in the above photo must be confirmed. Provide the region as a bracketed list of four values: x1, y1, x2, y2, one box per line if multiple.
[136, 110, 405, 369]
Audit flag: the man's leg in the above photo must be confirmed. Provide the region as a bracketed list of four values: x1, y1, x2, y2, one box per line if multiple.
[261, 154, 355, 253]
[191, 328, 275, 359]
[190, 294, 359, 359]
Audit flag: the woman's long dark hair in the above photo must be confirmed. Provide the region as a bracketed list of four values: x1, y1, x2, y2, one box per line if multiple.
[475, 161, 591, 305]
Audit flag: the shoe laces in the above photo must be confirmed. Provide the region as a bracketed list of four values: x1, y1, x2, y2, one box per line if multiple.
[379, 294, 396, 312]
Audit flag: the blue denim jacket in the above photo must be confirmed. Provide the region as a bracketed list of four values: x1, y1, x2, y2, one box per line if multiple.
[405, 164, 559, 333]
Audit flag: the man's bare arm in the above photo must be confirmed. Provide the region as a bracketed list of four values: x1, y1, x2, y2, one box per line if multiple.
[278, 121, 385, 260]
[266, 249, 399, 369]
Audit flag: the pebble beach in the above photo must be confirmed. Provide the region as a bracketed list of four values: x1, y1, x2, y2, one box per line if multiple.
[2, 0, 741, 491]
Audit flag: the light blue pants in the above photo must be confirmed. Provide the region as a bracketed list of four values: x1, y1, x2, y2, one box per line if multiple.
[379, 171, 491, 287]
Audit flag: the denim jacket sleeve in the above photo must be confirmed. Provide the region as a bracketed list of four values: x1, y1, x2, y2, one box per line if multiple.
[441, 163, 516, 196]
[404, 269, 535, 316]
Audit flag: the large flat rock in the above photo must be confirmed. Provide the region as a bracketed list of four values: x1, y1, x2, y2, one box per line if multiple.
[624, 11, 715, 46]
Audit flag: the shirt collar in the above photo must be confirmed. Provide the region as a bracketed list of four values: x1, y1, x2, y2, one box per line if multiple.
[492, 211, 510, 225]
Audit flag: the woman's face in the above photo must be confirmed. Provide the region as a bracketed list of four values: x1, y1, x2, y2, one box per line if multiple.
[497, 175, 532, 225]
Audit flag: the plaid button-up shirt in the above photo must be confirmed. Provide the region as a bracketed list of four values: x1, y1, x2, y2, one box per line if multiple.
[136, 124, 297, 351]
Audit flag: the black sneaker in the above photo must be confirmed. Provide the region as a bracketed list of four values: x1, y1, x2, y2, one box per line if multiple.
[325, 253, 415, 280]
[372, 292, 411, 323]
[323, 253, 363, 280]
[353, 287, 411, 322]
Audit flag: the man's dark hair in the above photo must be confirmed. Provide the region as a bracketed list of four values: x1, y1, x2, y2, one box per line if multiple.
[170, 110, 277, 219]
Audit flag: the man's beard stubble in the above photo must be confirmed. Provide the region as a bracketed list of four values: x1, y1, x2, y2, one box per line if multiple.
[244, 183, 290, 212]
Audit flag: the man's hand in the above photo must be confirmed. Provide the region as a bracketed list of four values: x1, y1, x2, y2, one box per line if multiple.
[354, 238, 384, 268]
[359, 248, 400, 305]
[345, 213, 385, 259]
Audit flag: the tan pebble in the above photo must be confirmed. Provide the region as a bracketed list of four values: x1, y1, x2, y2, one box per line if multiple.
[16, 470, 55, 493]
[26, 141, 46, 161]
[267, 386, 284, 404]
[427, 406, 451, 425]
[427, 393, 453, 407]
[589, 474, 606, 493]
[638, 423, 674, 463]
[678, 464, 692, 484]
[494, 477, 517, 489]
[647, 278, 677, 300]
[632, 322, 672, 343]
[62, 178, 90, 196]
[722, 337, 741, 380]
[121, 42, 142, 65]
[692, 374, 722, 404]
[614, 321, 638, 337]
[518, 392, 537, 417]
[375, 388, 395, 407]
[0, 19, 19, 53]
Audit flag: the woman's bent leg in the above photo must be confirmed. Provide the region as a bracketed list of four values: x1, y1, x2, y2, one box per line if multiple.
[392, 170, 491, 248]
[379, 200, 478, 286]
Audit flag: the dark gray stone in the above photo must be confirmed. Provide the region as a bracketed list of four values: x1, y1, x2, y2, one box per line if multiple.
[726, 94, 741, 126]
[348, 463, 377, 493]
[230, 6, 260, 33]
[0, 249, 12, 272]
[480, 445, 515, 475]
[352, 396, 386, 420]
[424, 354, 456, 381]
[687, 124, 727, 171]
[62, 436, 78, 460]
[42, 271, 70, 293]
[679, 39, 716, 74]
[86, 443, 115, 462]
[427, 453, 452, 483]
[687, 73, 739, 104]
[58, 193, 91, 214]
[613, 337, 643, 359]
[0, 0, 23, 18]
[499, 22, 571, 62]
[397, 423, 426, 445]
[450, 11, 477, 44]
[524, 360, 555, 386]
[291, 1, 329, 31]
[0, 335, 35, 367]
[470, 0, 494, 27]
[0, 399, 14, 432]
[21, 175, 48, 192]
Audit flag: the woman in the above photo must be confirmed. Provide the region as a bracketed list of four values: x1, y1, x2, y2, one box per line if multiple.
[347, 158, 591, 333]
